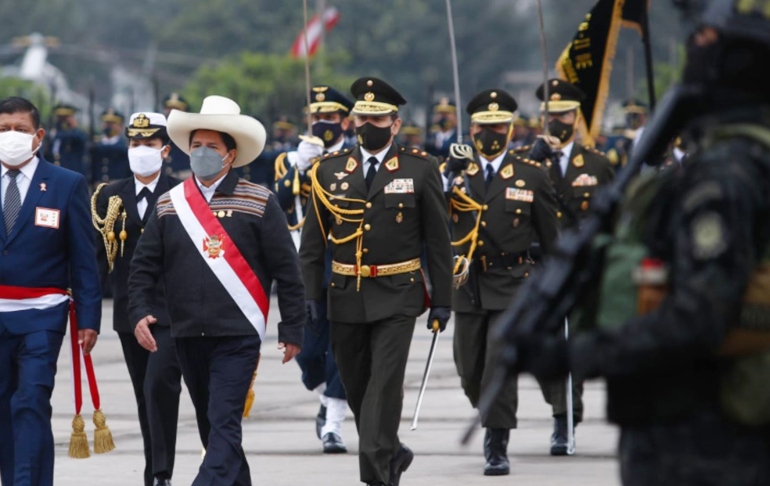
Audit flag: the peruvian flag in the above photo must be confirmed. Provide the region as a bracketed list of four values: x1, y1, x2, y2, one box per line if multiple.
[290, 7, 342, 58]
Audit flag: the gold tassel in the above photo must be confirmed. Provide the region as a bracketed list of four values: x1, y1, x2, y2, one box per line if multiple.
[243, 368, 259, 418]
[292, 167, 301, 196]
[92, 409, 116, 454]
[68, 414, 91, 459]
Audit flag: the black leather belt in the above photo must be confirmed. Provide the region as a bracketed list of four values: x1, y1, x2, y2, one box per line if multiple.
[476, 251, 531, 272]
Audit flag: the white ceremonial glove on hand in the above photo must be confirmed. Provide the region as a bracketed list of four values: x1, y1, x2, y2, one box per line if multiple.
[296, 140, 325, 171]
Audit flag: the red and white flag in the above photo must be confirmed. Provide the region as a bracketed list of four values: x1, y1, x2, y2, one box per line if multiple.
[290, 7, 341, 59]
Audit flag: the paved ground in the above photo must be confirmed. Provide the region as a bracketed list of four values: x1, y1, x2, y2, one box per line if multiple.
[50, 299, 621, 485]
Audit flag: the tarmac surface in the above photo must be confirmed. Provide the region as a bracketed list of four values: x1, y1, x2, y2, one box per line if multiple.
[50, 298, 621, 485]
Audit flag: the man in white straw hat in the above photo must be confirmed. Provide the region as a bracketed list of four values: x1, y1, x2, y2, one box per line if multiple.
[128, 95, 306, 486]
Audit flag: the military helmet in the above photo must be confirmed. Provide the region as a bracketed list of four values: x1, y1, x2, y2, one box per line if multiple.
[701, 0, 770, 48]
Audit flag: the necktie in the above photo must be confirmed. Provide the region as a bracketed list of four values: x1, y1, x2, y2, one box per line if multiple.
[137, 187, 152, 202]
[485, 164, 495, 188]
[365, 157, 378, 191]
[4, 169, 21, 234]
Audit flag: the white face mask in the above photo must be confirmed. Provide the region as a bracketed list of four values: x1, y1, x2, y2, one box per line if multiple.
[128, 145, 165, 177]
[0, 130, 39, 167]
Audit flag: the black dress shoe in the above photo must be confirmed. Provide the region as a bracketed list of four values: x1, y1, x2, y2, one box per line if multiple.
[315, 404, 326, 439]
[153, 479, 171, 486]
[550, 414, 575, 456]
[389, 443, 414, 486]
[322, 432, 347, 453]
[483, 428, 510, 476]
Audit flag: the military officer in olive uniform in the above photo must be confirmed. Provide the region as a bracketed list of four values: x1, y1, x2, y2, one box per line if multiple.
[300, 77, 453, 486]
[526, 79, 615, 229]
[90, 108, 131, 186]
[444, 89, 560, 475]
[524, 78, 615, 454]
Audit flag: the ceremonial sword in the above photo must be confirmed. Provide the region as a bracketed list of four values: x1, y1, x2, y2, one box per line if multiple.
[411, 0, 467, 431]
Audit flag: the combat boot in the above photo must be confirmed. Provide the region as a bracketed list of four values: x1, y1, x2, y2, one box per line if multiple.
[483, 428, 510, 476]
[550, 414, 576, 456]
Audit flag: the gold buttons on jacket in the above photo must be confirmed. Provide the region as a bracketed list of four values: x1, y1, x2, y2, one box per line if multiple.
[557, 211, 563, 218]
[482, 204, 489, 211]
[481, 221, 487, 227]
[478, 240, 485, 246]
[364, 224, 371, 231]
[366, 202, 372, 209]
[363, 248, 369, 253]
[581, 201, 589, 211]
[516, 209, 522, 214]
[398, 203, 404, 208]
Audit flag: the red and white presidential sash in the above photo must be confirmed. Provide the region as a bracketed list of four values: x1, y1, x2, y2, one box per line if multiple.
[169, 178, 269, 340]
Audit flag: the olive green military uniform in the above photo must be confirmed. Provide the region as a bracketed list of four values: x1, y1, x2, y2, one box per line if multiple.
[300, 143, 453, 483]
[450, 150, 560, 428]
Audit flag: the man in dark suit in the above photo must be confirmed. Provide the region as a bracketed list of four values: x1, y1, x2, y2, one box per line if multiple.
[129, 96, 305, 486]
[93, 112, 181, 486]
[300, 77, 453, 486]
[0, 96, 101, 486]
[444, 89, 561, 475]
[272, 85, 355, 453]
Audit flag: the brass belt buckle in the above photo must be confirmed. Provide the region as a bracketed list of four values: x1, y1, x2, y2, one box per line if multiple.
[359, 265, 371, 278]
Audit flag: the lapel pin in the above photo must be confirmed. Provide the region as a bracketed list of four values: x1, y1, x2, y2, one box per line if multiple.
[39, 182, 47, 192]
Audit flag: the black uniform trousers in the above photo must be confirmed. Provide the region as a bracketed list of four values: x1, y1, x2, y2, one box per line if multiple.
[175, 335, 261, 486]
[118, 326, 181, 486]
[453, 311, 583, 429]
[331, 315, 415, 484]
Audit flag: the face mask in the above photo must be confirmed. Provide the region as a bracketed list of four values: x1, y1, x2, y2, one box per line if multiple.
[356, 123, 393, 152]
[128, 145, 165, 177]
[0, 131, 39, 167]
[190, 146, 228, 181]
[548, 119, 575, 144]
[438, 116, 454, 131]
[472, 127, 508, 158]
[312, 120, 344, 148]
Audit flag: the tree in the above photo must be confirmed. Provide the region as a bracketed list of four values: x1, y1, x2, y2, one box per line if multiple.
[182, 52, 355, 123]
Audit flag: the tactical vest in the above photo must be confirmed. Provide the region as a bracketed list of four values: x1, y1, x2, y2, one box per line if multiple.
[594, 123, 770, 426]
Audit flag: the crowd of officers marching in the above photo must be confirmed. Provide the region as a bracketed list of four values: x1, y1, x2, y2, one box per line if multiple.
[78, 74, 652, 486]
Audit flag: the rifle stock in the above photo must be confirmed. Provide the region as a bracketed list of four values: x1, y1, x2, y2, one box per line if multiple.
[462, 85, 704, 444]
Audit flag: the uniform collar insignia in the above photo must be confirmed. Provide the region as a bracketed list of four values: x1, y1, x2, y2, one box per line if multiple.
[466, 163, 479, 176]
[384, 156, 399, 172]
[345, 157, 358, 173]
[572, 154, 585, 168]
[500, 164, 514, 179]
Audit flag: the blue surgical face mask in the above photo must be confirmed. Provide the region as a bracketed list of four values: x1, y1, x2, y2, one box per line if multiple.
[190, 146, 228, 181]
[312, 120, 344, 148]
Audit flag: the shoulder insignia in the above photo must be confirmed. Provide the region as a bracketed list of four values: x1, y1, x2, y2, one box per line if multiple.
[323, 152, 332, 159]
[500, 164, 514, 179]
[517, 157, 542, 168]
[466, 163, 479, 176]
[345, 157, 359, 173]
[333, 151, 340, 156]
[344, 148, 351, 153]
[509, 149, 515, 155]
[385, 156, 399, 172]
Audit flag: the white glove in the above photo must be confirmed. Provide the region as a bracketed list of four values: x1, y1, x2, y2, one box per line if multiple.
[295, 140, 325, 171]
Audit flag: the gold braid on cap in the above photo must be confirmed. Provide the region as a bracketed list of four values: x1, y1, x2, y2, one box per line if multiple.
[309, 165, 369, 291]
[90, 183, 127, 272]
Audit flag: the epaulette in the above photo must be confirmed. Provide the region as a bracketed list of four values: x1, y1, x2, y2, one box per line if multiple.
[584, 144, 606, 157]
[509, 150, 543, 168]
[400, 146, 430, 159]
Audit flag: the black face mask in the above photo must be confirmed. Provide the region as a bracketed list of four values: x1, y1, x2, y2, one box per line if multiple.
[548, 119, 574, 143]
[472, 128, 508, 158]
[312, 120, 344, 148]
[356, 123, 393, 152]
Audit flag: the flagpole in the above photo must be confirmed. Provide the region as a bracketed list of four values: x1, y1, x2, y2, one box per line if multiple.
[302, 0, 314, 135]
[641, 5, 656, 110]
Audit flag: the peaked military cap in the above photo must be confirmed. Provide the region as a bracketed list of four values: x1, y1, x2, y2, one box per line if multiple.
[466, 89, 518, 124]
[350, 77, 407, 116]
[308, 85, 354, 114]
[536, 78, 586, 113]
[401, 122, 422, 136]
[125, 112, 167, 139]
[433, 97, 457, 114]
[163, 92, 189, 111]
[101, 108, 124, 124]
[53, 103, 78, 117]
[622, 99, 648, 115]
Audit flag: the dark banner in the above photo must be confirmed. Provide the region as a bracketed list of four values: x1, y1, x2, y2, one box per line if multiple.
[622, 0, 649, 34]
[555, 0, 625, 142]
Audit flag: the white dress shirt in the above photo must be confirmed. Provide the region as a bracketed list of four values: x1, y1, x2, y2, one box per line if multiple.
[479, 151, 507, 177]
[1, 157, 39, 209]
[135, 174, 160, 219]
[195, 172, 229, 203]
[559, 141, 575, 176]
[360, 144, 393, 175]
